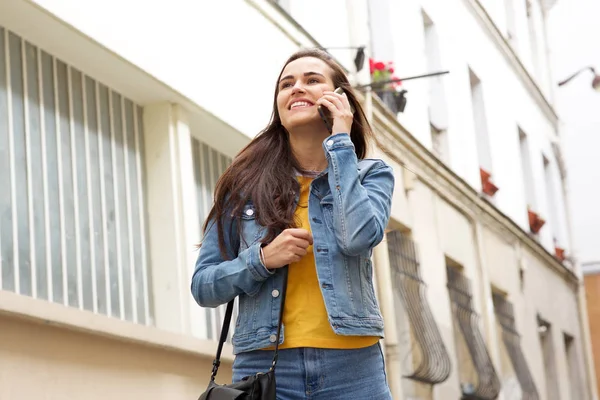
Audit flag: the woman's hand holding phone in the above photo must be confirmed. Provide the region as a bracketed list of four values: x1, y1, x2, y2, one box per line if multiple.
[316, 88, 354, 136]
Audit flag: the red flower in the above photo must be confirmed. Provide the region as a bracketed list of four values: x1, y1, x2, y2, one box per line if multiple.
[369, 58, 375, 74]
[374, 62, 386, 71]
[388, 67, 395, 74]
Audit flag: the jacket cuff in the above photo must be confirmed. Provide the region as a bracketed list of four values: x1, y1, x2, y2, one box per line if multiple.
[322, 133, 354, 152]
[246, 242, 275, 280]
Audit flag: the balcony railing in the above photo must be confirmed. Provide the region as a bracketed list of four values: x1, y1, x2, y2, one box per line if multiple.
[493, 293, 540, 400]
[447, 266, 501, 400]
[388, 231, 452, 384]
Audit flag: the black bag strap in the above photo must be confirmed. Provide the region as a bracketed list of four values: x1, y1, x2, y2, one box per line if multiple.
[210, 266, 288, 381]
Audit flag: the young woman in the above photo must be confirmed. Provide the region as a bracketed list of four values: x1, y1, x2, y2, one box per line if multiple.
[191, 48, 395, 399]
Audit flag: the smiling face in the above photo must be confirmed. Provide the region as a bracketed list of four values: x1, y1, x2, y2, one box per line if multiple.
[276, 57, 336, 131]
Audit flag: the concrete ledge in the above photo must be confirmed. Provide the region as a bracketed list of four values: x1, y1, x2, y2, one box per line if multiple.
[0, 290, 234, 362]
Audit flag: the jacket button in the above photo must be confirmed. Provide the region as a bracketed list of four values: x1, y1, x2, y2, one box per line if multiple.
[245, 209, 254, 216]
[271, 289, 280, 298]
[269, 334, 277, 343]
[326, 139, 334, 147]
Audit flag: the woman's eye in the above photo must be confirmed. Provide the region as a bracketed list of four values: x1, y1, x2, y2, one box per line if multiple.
[308, 78, 320, 84]
[280, 82, 292, 89]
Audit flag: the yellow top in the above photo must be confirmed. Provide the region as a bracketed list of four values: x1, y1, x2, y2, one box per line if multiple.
[274, 176, 379, 350]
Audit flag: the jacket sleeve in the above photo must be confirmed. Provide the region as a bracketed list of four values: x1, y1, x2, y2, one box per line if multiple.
[323, 133, 395, 256]
[190, 215, 274, 308]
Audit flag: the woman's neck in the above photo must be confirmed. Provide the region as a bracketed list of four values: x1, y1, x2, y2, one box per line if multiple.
[288, 124, 330, 172]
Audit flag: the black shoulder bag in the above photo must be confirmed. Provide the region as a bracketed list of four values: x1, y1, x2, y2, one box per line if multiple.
[198, 267, 288, 400]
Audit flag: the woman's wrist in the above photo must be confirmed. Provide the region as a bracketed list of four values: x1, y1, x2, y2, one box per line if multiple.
[259, 244, 267, 267]
[259, 243, 274, 271]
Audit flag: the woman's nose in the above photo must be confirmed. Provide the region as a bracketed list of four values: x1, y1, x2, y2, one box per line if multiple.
[291, 82, 306, 95]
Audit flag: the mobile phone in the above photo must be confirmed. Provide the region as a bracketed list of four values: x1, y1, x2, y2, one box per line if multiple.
[318, 87, 355, 133]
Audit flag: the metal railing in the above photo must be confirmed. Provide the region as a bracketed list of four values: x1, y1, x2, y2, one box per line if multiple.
[388, 231, 452, 384]
[493, 293, 539, 400]
[447, 266, 501, 399]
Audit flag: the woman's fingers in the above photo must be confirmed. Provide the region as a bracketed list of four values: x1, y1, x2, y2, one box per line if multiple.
[323, 94, 345, 111]
[321, 91, 351, 113]
[286, 228, 313, 244]
[318, 92, 354, 134]
[319, 95, 343, 114]
[290, 237, 310, 249]
[262, 228, 313, 269]
[292, 245, 308, 257]
[339, 92, 351, 109]
[317, 97, 336, 115]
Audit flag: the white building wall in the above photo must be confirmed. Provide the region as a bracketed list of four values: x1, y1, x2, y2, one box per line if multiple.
[367, 0, 569, 255]
[0, 0, 596, 399]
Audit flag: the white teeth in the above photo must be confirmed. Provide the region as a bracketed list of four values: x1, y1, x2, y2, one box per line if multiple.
[291, 101, 311, 109]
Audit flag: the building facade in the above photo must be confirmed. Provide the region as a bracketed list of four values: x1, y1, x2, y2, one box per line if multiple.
[0, 0, 596, 399]
[546, 0, 600, 397]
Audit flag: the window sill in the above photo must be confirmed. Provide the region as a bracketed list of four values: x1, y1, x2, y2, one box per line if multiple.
[0, 290, 233, 362]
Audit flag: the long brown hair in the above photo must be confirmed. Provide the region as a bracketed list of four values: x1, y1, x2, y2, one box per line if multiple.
[204, 48, 374, 258]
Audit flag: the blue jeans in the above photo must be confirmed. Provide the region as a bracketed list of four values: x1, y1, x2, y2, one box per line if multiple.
[232, 343, 392, 400]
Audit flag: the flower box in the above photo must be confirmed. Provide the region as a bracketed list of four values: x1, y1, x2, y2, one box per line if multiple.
[369, 58, 400, 90]
[369, 58, 406, 113]
[527, 209, 545, 234]
[555, 246, 566, 262]
[479, 167, 499, 196]
[482, 180, 499, 196]
[374, 90, 407, 114]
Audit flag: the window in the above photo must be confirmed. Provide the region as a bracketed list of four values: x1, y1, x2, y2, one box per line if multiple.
[191, 138, 233, 341]
[470, 69, 494, 195]
[519, 129, 536, 209]
[0, 27, 150, 323]
[543, 156, 559, 244]
[367, 0, 395, 64]
[423, 11, 449, 163]
[447, 264, 501, 399]
[387, 231, 452, 385]
[519, 129, 546, 235]
[493, 293, 539, 399]
[537, 316, 559, 400]
[564, 333, 584, 400]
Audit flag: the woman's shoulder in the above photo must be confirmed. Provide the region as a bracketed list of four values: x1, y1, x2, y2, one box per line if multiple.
[357, 158, 392, 173]
[356, 158, 393, 184]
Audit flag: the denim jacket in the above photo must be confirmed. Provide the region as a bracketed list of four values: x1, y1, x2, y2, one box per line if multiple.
[191, 133, 395, 354]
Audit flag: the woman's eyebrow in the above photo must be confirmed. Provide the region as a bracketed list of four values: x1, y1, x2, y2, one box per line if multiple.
[279, 71, 325, 83]
[303, 71, 326, 79]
